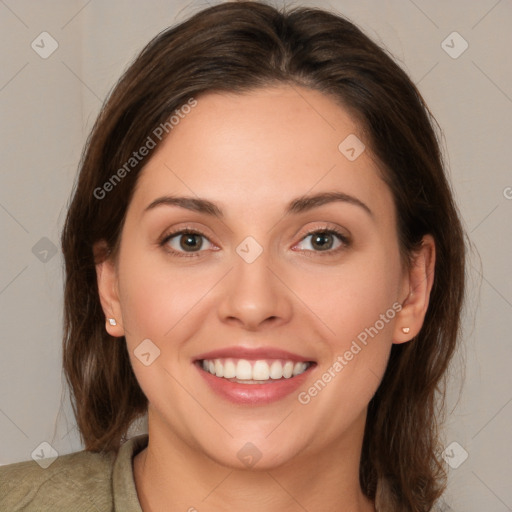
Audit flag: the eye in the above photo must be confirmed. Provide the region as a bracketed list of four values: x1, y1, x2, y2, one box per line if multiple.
[159, 226, 350, 258]
[160, 229, 216, 257]
[294, 228, 350, 256]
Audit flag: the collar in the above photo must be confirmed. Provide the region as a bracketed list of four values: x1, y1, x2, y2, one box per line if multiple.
[112, 433, 148, 512]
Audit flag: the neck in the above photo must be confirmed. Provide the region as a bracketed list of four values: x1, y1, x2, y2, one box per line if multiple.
[133, 412, 375, 512]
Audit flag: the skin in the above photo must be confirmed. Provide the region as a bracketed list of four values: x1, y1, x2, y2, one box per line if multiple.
[96, 85, 435, 512]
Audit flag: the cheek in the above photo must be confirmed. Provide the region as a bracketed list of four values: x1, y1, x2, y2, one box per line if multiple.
[299, 248, 401, 348]
[293, 250, 401, 423]
[116, 243, 214, 343]
[115, 247, 213, 407]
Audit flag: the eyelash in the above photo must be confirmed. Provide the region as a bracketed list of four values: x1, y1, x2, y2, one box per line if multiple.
[159, 226, 351, 258]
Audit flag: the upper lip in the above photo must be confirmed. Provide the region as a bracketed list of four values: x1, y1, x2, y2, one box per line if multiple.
[194, 346, 315, 362]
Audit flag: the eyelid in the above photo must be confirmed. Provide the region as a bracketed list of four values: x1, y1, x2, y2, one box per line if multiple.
[296, 222, 351, 241]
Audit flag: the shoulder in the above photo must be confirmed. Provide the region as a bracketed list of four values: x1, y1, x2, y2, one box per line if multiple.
[0, 446, 116, 511]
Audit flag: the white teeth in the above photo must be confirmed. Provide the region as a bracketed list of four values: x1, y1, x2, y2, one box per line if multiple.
[252, 360, 270, 380]
[236, 359, 252, 380]
[223, 359, 236, 379]
[293, 362, 307, 376]
[214, 359, 224, 378]
[200, 358, 311, 381]
[269, 360, 283, 379]
[283, 361, 294, 378]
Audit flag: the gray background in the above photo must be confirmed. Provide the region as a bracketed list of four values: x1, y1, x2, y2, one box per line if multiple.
[0, 0, 511, 510]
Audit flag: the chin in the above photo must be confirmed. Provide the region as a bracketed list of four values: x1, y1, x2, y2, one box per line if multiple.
[200, 434, 307, 472]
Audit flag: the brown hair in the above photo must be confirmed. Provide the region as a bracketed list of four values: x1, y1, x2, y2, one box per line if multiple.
[61, 2, 466, 510]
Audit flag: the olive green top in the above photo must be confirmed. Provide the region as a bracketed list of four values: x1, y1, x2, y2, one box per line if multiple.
[0, 433, 148, 511]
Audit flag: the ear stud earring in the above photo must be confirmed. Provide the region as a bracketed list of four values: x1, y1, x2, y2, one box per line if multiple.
[401, 327, 410, 334]
[108, 318, 117, 326]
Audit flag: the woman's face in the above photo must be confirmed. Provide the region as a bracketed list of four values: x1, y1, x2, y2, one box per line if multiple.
[99, 85, 418, 469]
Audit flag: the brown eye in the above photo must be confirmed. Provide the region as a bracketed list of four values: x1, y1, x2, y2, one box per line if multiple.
[177, 233, 204, 251]
[161, 229, 215, 257]
[294, 228, 350, 255]
[310, 232, 335, 250]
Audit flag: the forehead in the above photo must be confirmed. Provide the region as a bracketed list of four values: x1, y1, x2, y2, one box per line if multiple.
[130, 85, 394, 222]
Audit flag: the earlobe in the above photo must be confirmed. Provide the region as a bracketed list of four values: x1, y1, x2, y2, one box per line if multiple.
[94, 241, 125, 337]
[393, 235, 436, 344]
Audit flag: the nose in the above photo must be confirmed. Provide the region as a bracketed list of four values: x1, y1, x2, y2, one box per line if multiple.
[216, 246, 293, 331]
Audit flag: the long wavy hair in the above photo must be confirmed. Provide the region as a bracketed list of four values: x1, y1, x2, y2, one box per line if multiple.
[61, 2, 466, 510]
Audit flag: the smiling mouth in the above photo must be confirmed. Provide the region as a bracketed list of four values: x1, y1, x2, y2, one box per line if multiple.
[197, 358, 315, 384]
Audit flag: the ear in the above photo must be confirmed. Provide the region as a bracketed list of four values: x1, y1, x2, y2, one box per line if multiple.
[393, 234, 436, 344]
[94, 240, 125, 337]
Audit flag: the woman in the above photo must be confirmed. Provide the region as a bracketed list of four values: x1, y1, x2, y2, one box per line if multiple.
[0, 1, 466, 511]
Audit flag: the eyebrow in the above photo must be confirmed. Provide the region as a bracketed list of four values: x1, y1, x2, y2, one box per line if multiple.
[144, 191, 374, 219]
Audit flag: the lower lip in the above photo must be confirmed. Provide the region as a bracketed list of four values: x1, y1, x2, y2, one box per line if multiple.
[195, 362, 315, 405]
